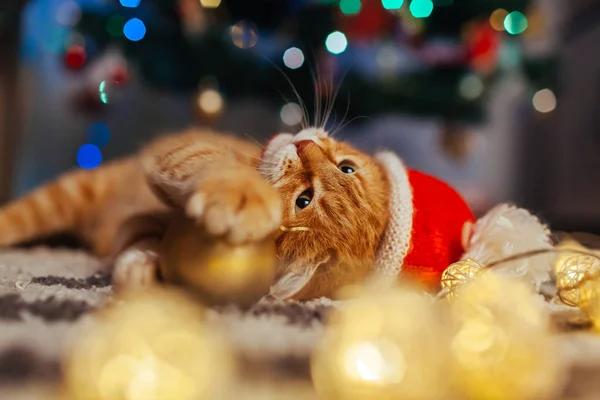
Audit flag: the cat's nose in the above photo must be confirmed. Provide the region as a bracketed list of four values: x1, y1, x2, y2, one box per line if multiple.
[294, 140, 314, 154]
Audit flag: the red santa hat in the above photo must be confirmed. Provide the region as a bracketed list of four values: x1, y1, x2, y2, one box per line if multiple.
[373, 152, 475, 290]
[372, 151, 554, 291]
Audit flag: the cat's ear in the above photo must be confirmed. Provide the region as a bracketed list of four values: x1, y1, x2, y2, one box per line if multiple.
[268, 253, 331, 300]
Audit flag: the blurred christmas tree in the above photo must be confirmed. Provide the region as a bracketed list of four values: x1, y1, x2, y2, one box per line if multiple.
[66, 0, 557, 126]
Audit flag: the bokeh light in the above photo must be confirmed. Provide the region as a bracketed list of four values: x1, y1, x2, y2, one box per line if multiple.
[98, 81, 108, 104]
[107, 15, 125, 37]
[489, 9, 508, 31]
[65, 45, 86, 69]
[280, 103, 303, 126]
[119, 0, 141, 7]
[376, 45, 400, 74]
[382, 0, 403, 10]
[340, 0, 361, 15]
[197, 89, 224, 115]
[77, 144, 102, 170]
[87, 122, 111, 147]
[123, 18, 146, 41]
[231, 21, 258, 49]
[325, 31, 348, 55]
[200, 0, 222, 8]
[504, 11, 528, 35]
[532, 89, 556, 113]
[459, 74, 484, 100]
[409, 0, 434, 18]
[56, 0, 82, 27]
[283, 47, 305, 69]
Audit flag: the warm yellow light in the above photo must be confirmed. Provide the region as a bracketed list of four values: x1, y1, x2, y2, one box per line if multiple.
[556, 255, 600, 308]
[62, 288, 235, 400]
[197, 89, 223, 115]
[440, 258, 482, 299]
[489, 9, 508, 31]
[231, 21, 258, 49]
[200, 0, 221, 8]
[343, 340, 406, 384]
[311, 286, 451, 399]
[448, 272, 565, 400]
[532, 88, 556, 113]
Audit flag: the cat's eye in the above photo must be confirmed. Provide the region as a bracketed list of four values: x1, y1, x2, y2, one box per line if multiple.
[338, 162, 356, 174]
[295, 190, 312, 211]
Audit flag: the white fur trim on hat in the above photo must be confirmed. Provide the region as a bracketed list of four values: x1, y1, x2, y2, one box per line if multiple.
[371, 151, 414, 284]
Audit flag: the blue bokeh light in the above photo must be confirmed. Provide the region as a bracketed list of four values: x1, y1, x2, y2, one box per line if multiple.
[123, 18, 146, 41]
[87, 122, 111, 147]
[120, 0, 141, 7]
[77, 144, 103, 170]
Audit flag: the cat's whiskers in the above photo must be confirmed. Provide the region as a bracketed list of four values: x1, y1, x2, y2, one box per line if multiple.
[241, 132, 265, 150]
[261, 55, 310, 129]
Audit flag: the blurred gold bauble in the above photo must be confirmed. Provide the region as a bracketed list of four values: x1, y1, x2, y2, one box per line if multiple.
[62, 288, 235, 400]
[311, 285, 451, 400]
[159, 214, 277, 306]
[556, 255, 600, 308]
[440, 258, 483, 299]
[448, 272, 564, 400]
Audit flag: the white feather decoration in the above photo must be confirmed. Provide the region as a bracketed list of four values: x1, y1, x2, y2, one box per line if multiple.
[462, 204, 555, 289]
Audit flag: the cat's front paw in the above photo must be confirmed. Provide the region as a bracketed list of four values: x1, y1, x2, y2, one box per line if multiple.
[112, 248, 158, 292]
[186, 167, 282, 244]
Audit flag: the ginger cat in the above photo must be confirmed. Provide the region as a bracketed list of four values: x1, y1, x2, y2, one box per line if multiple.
[0, 127, 398, 299]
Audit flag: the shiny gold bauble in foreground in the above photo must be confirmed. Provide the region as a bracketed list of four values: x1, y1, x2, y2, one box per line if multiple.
[62, 288, 235, 400]
[448, 272, 564, 400]
[311, 285, 451, 400]
[555, 254, 600, 308]
[440, 258, 483, 299]
[159, 214, 277, 306]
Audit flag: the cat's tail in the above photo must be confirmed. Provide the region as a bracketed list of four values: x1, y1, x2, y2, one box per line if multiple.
[0, 162, 122, 248]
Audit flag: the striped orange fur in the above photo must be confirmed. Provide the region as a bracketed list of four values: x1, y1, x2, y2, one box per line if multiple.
[0, 127, 391, 299]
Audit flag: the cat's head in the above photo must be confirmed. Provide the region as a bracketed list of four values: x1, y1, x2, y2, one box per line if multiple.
[259, 127, 390, 300]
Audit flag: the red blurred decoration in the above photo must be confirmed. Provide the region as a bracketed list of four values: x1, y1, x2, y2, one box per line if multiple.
[110, 66, 129, 86]
[465, 22, 501, 75]
[65, 45, 87, 70]
[341, 1, 395, 39]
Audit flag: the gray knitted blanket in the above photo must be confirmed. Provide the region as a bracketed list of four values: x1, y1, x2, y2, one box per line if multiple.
[1, 247, 600, 399]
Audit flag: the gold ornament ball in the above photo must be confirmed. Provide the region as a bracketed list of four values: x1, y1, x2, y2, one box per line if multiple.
[553, 238, 589, 276]
[159, 214, 278, 306]
[440, 258, 483, 299]
[448, 272, 564, 400]
[62, 288, 235, 400]
[311, 285, 451, 400]
[556, 255, 600, 308]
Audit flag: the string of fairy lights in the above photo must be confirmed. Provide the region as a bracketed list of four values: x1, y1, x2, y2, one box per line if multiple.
[72, 0, 555, 169]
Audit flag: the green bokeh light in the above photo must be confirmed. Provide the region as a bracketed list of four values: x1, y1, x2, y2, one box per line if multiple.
[106, 15, 125, 37]
[99, 80, 108, 104]
[382, 0, 403, 10]
[409, 0, 434, 18]
[504, 11, 528, 35]
[340, 0, 361, 15]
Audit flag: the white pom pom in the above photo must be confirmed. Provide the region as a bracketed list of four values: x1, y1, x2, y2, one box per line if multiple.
[462, 204, 554, 289]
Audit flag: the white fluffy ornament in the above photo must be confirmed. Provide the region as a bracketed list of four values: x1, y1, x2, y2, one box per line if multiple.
[461, 204, 554, 289]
